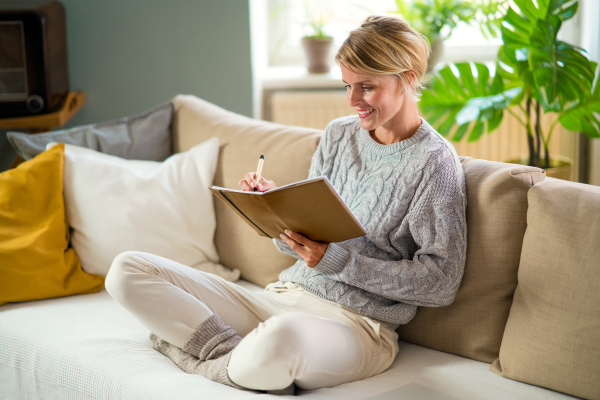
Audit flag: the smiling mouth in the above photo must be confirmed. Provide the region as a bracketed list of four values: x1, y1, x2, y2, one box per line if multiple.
[358, 109, 374, 119]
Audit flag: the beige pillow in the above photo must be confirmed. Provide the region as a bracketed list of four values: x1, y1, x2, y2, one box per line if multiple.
[491, 179, 600, 400]
[397, 158, 546, 363]
[172, 95, 322, 287]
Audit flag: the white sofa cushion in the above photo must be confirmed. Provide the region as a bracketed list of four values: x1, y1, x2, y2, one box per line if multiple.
[48, 139, 239, 281]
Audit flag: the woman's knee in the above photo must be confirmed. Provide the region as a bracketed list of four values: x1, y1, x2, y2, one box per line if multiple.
[255, 314, 307, 360]
[231, 313, 320, 371]
[105, 251, 147, 301]
[228, 314, 309, 390]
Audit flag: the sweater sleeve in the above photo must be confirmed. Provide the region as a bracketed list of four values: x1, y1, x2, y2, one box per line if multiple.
[272, 238, 301, 259]
[313, 154, 467, 307]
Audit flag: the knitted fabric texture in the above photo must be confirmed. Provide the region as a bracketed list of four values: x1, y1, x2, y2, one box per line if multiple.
[277, 116, 467, 329]
[150, 332, 244, 390]
[183, 314, 239, 360]
[153, 315, 296, 394]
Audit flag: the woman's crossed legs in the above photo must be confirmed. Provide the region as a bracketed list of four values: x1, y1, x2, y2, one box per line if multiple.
[106, 251, 394, 391]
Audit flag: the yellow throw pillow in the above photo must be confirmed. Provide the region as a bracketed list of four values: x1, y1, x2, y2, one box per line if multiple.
[0, 143, 105, 305]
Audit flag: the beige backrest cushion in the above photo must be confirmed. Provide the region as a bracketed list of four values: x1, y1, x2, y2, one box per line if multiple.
[397, 158, 546, 363]
[172, 95, 322, 287]
[491, 178, 600, 400]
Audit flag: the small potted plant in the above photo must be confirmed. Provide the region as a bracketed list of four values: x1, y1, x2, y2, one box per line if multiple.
[300, 2, 333, 73]
[419, 0, 599, 178]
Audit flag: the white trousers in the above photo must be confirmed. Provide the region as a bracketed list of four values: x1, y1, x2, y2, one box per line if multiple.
[105, 251, 399, 391]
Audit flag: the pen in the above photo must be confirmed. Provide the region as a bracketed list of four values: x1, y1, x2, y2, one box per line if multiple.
[254, 155, 264, 192]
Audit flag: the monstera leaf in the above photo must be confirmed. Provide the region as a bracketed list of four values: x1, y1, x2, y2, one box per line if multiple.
[501, 0, 588, 110]
[420, 62, 521, 141]
[529, 15, 595, 112]
[502, 0, 577, 64]
[420, 0, 598, 168]
[559, 63, 600, 138]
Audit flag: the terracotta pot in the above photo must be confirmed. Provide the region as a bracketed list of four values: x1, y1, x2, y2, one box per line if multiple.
[505, 155, 573, 181]
[302, 36, 333, 74]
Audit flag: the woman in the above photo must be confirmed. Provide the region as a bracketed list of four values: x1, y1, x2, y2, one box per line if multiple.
[106, 15, 467, 394]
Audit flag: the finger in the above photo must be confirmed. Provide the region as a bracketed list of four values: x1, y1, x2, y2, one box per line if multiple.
[255, 176, 265, 191]
[280, 233, 303, 251]
[256, 177, 277, 193]
[279, 233, 293, 249]
[242, 172, 256, 188]
[284, 229, 308, 246]
[238, 179, 253, 191]
[261, 179, 276, 191]
[252, 173, 261, 187]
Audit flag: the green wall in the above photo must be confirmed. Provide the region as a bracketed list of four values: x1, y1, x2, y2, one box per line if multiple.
[63, 0, 253, 125]
[1, 0, 253, 170]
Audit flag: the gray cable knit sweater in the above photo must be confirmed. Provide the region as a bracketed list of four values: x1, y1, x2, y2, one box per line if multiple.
[275, 115, 467, 329]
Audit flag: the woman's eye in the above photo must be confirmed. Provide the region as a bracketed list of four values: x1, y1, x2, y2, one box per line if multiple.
[344, 85, 372, 91]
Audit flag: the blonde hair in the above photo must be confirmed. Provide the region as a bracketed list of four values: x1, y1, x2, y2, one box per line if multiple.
[335, 15, 430, 102]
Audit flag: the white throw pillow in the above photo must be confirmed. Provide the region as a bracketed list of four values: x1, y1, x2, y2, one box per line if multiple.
[48, 138, 240, 281]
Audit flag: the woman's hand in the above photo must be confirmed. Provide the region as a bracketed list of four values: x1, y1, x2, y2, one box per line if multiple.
[238, 172, 276, 192]
[280, 229, 328, 268]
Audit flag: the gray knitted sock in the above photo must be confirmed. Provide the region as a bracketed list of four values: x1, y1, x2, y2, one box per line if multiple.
[152, 314, 296, 395]
[150, 332, 246, 390]
[182, 314, 241, 360]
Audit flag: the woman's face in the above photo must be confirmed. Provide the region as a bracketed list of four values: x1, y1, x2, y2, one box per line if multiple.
[341, 64, 408, 134]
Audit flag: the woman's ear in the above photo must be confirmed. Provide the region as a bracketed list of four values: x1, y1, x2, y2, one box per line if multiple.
[398, 71, 418, 98]
[405, 70, 417, 88]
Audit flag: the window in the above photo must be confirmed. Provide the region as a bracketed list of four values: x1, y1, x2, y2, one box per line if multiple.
[260, 0, 503, 69]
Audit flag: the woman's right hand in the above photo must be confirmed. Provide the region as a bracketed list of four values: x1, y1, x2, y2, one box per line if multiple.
[238, 172, 276, 192]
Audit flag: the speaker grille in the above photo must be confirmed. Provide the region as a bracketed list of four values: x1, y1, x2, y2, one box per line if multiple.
[0, 21, 27, 98]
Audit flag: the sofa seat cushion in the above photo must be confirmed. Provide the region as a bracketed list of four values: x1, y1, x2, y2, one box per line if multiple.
[0, 287, 576, 400]
[397, 158, 546, 363]
[171, 95, 322, 287]
[491, 178, 600, 400]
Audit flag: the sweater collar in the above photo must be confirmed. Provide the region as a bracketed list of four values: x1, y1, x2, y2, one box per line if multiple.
[357, 117, 430, 156]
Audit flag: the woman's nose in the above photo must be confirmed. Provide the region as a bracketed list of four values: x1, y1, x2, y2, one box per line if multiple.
[347, 88, 361, 107]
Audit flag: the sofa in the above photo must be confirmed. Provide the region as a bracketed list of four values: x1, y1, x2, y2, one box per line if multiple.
[1, 94, 599, 400]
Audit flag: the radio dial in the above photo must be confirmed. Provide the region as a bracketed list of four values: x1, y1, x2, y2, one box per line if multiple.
[26, 95, 44, 113]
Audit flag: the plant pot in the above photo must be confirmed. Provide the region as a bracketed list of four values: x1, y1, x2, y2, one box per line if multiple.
[302, 36, 333, 74]
[505, 155, 573, 181]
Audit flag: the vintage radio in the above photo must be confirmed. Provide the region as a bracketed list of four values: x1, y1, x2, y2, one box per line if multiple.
[0, 1, 69, 118]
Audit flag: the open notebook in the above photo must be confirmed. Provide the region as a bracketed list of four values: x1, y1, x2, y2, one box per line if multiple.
[210, 176, 366, 243]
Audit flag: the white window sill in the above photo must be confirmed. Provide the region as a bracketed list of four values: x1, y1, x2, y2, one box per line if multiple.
[260, 65, 346, 90]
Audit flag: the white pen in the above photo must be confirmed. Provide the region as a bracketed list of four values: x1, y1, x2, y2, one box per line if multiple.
[254, 155, 264, 192]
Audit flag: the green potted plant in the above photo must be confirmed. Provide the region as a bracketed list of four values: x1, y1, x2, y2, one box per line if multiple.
[391, 0, 507, 71]
[420, 0, 600, 176]
[300, 2, 333, 73]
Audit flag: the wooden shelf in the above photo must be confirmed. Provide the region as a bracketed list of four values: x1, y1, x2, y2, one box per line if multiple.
[0, 91, 86, 132]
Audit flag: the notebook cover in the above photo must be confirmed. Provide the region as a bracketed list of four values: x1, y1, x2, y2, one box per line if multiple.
[210, 177, 365, 243]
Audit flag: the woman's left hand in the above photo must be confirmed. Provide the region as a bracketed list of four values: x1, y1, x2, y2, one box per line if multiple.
[280, 230, 328, 268]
